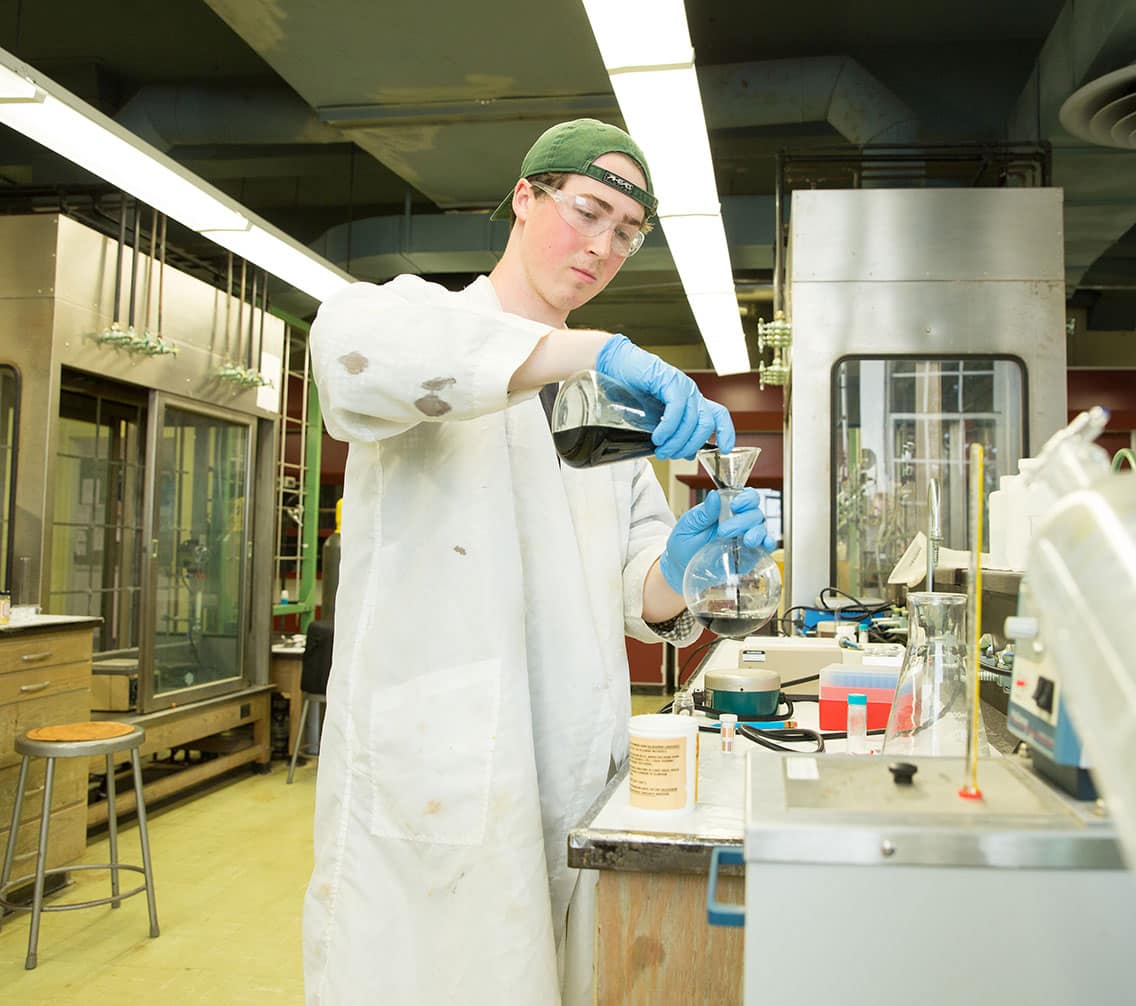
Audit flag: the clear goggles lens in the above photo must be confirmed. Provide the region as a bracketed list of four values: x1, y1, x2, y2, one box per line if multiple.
[530, 180, 646, 258]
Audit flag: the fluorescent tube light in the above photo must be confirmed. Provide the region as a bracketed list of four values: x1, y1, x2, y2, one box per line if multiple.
[686, 292, 751, 376]
[0, 95, 248, 232]
[0, 46, 352, 301]
[204, 224, 351, 304]
[660, 215, 735, 295]
[580, 3, 749, 375]
[580, 0, 693, 69]
[608, 66, 719, 216]
[0, 64, 37, 100]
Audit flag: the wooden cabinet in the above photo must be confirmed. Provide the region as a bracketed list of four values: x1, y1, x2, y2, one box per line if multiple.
[269, 650, 304, 756]
[0, 622, 95, 885]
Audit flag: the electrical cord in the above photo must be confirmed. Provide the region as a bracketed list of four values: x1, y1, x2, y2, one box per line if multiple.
[781, 674, 819, 689]
[779, 586, 899, 640]
[738, 723, 825, 752]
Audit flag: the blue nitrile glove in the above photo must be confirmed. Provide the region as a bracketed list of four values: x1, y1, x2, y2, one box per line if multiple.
[595, 334, 735, 460]
[658, 489, 776, 594]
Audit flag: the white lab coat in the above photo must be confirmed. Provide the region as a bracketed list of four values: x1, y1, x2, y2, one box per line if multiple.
[302, 275, 698, 1005]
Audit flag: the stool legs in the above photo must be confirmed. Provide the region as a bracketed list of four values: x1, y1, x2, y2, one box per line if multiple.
[26, 756, 56, 969]
[0, 754, 31, 935]
[106, 755, 120, 909]
[287, 696, 312, 784]
[130, 749, 160, 938]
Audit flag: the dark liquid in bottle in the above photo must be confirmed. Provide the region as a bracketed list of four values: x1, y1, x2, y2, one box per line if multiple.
[553, 425, 655, 469]
[691, 610, 771, 639]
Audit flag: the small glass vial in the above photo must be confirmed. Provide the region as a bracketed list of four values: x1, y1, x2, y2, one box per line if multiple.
[672, 689, 695, 716]
[719, 713, 737, 753]
[847, 692, 868, 755]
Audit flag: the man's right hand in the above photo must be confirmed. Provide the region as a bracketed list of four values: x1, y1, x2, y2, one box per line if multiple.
[595, 335, 735, 459]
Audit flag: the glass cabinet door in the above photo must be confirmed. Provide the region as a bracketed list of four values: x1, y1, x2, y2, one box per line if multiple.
[832, 357, 1025, 601]
[144, 398, 253, 710]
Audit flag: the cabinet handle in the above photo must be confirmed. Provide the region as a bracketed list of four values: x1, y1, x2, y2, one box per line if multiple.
[20, 681, 51, 693]
[20, 651, 53, 663]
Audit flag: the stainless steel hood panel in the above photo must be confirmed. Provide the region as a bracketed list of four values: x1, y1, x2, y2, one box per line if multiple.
[790, 188, 1065, 282]
[787, 188, 1067, 608]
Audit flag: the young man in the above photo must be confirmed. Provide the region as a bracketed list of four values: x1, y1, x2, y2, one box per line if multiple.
[303, 119, 771, 1005]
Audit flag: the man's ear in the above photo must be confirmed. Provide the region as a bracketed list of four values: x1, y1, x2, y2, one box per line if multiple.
[512, 179, 533, 222]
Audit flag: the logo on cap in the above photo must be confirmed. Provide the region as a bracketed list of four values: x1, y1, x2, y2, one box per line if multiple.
[603, 171, 634, 194]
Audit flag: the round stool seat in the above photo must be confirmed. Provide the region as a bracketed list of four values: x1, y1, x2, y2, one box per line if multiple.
[16, 722, 144, 759]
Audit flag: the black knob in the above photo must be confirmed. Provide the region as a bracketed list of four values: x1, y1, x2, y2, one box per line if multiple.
[888, 761, 918, 785]
[1033, 676, 1056, 714]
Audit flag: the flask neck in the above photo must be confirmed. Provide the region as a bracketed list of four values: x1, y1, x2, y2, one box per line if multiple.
[718, 488, 741, 534]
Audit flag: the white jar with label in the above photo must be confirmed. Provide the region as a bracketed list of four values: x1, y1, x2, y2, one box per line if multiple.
[628, 713, 699, 813]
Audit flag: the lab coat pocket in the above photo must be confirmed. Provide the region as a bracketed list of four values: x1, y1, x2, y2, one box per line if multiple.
[367, 659, 501, 846]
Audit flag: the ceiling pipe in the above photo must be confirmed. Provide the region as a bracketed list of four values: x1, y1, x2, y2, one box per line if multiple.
[309, 195, 775, 283]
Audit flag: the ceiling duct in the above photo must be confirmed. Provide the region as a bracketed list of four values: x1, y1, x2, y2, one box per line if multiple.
[699, 56, 919, 144]
[1059, 63, 1136, 150]
[116, 85, 344, 152]
[1008, 0, 1136, 289]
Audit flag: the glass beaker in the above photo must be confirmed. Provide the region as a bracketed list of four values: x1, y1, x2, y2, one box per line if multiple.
[882, 591, 988, 757]
[552, 370, 663, 468]
[681, 448, 781, 638]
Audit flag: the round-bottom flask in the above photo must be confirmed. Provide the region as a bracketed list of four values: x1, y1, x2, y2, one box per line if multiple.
[682, 490, 782, 639]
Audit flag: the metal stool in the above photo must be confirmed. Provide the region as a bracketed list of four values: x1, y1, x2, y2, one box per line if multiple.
[287, 693, 326, 784]
[0, 722, 159, 969]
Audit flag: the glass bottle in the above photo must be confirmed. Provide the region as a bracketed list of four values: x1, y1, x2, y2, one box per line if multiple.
[883, 592, 988, 757]
[551, 370, 663, 468]
[671, 688, 695, 716]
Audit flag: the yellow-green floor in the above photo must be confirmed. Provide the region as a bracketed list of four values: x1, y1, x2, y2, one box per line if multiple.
[0, 760, 317, 1004]
[1, 694, 669, 1003]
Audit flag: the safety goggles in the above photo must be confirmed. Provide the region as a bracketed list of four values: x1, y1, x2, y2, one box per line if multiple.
[529, 180, 646, 258]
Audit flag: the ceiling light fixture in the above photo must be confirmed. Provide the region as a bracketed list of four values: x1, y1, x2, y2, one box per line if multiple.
[581, 0, 750, 376]
[0, 47, 351, 302]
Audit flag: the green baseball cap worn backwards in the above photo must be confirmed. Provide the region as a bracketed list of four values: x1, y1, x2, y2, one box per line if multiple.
[490, 118, 657, 221]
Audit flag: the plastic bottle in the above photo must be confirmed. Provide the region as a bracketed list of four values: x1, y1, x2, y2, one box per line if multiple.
[846, 692, 868, 754]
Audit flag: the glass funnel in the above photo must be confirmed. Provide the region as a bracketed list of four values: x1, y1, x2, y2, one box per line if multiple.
[681, 447, 781, 638]
[882, 591, 989, 757]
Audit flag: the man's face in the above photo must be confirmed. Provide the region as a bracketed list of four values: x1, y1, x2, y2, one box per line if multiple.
[516, 151, 648, 316]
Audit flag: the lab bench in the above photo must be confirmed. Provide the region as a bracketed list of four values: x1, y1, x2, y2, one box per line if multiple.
[0, 615, 100, 892]
[568, 644, 777, 1005]
[568, 638, 1120, 1006]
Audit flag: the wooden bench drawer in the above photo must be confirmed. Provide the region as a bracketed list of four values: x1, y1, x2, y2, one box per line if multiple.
[0, 758, 86, 831]
[0, 630, 93, 676]
[0, 661, 92, 708]
[0, 690, 91, 772]
[0, 801, 87, 881]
